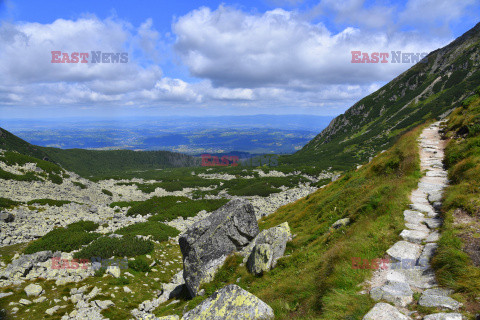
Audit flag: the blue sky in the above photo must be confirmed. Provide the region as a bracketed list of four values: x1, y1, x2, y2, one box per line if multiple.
[0, 0, 479, 119]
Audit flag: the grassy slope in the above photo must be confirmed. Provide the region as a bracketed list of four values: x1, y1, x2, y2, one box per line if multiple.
[155, 124, 424, 319]
[432, 93, 480, 315]
[0, 128, 50, 161]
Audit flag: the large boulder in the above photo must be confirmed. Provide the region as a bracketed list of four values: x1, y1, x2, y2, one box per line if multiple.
[242, 222, 291, 274]
[179, 199, 259, 297]
[182, 284, 274, 320]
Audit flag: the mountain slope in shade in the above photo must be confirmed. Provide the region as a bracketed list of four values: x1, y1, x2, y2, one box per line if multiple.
[0, 127, 51, 160]
[289, 22, 480, 170]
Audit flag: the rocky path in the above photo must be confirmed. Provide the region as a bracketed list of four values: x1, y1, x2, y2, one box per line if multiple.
[363, 122, 463, 320]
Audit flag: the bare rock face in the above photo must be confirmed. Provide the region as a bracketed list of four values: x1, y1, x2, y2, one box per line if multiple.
[179, 199, 259, 297]
[182, 284, 274, 320]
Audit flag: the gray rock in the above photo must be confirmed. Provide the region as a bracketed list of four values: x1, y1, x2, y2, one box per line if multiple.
[405, 223, 430, 232]
[400, 229, 429, 244]
[179, 199, 259, 297]
[247, 243, 273, 275]
[424, 218, 442, 229]
[19, 298, 32, 305]
[370, 281, 413, 307]
[331, 218, 351, 229]
[419, 289, 462, 310]
[387, 241, 423, 262]
[418, 243, 438, 268]
[182, 284, 274, 320]
[94, 299, 114, 310]
[397, 269, 437, 289]
[24, 283, 43, 297]
[0, 212, 14, 223]
[242, 222, 291, 269]
[0, 251, 53, 280]
[423, 313, 463, 320]
[363, 302, 411, 320]
[404, 210, 425, 224]
[426, 231, 440, 242]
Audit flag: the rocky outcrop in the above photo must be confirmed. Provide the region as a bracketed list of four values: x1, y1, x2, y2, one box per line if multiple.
[242, 222, 292, 275]
[182, 284, 274, 320]
[179, 199, 259, 297]
[362, 302, 411, 320]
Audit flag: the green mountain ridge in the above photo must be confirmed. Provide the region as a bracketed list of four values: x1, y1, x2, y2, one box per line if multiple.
[289, 21, 480, 170]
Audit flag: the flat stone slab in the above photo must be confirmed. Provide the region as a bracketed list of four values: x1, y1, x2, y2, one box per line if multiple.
[370, 281, 413, 307]
[423, 313, 463, 320]
[397, 269, 437, 289]
[405, 223, 430, 232]
[424, 218, 442, 229]
[363, 302, 412, 320]
[387, 241, 423, 262]
[404, 210, 426, 224]
[426, 231, 440, 242]
[419, 289, 462, 310]
[400, 230, 429, 244]
[410, 203, 436, 216]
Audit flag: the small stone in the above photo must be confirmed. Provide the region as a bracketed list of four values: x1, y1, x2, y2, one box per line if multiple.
[24, 283, 43, 297]
[423, 313, 463, 320]
[363, 302, 411, 320]
[19, 299, 32, 305]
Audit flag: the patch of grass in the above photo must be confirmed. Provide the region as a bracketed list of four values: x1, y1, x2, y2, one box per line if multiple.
[24, 221, 100, 254]
[73, 236, 154, 259]
[102, 189, 113, 196]
[73, 181, 87, 189]
[26, 199, 72, 207]
[128, 257, 151, 272]
[431, 95, 480, 316]
[0, 197, 20, 210]
[49, 173, 63, 184]
[115, 221, 179, 242]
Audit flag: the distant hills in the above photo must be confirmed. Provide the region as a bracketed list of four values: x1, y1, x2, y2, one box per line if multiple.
[289, 22, 480, 170]
[0, 127, 200, 178]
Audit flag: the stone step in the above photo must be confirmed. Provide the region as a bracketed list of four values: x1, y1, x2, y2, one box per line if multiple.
[418, 288, 462, 310]
[387, 241, 423, 262]
[370, 281, 413, 307]
[405, 223, 430, 232]
[363, 302, 412, 320]
[400, 229, 429, 244]
[404, 210, 426, 224]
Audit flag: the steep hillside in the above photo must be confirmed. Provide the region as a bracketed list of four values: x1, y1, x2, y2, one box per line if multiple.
[288, 22, 480, 170]
[0, 128, 50, 161]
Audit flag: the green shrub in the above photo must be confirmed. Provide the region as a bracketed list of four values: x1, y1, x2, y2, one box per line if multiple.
[73, 181, 87, 189]
[102, 189, 113, 196]
[24, 225, 100, 254]
[128, 257, 151, 272]
[49, 174, 63, 184]
[26, 199, 71, 207]
[115, 221, 179, 242]
[73, 236, 154, 259]
[0, 168, 41, 182]
[126, 196, 190, 217]
[0, 197, 20, 210]
[67, 220, 99, 232]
